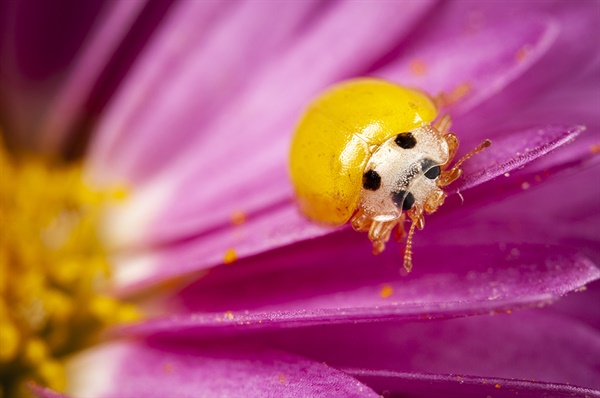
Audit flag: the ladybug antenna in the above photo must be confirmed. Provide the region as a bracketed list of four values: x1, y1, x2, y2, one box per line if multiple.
[439, 139, 491, 187]
[452, 139, 491, 171]
[403, 219, 418, 273]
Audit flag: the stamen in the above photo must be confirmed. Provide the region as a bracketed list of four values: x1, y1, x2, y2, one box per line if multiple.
[0, 137, 140, 397]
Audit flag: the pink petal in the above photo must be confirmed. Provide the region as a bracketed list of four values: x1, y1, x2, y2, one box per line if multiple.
[242, 311, 600, 390]
[552, 280, 600, 331]
[455, 1, 600, 139]
[118, 237, 599, 337]
[433, 164, 600, 256]
[88, 0, 435, 184]
[87, 0, 316, 181]
[376, 1, 599, 145]
[0, 0, 145, 152]
[55, 341, 377, 398]
[455, 124, 584, 192]
[346, 371, 600, 398]
[37, 0, 148, 153]
[378, 5, 559, 117]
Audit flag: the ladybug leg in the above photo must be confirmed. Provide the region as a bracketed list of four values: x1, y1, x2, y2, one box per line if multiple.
[438, 167, 463, 187]
[433, 114, 452, 135]
[368, 220, 396, 255]
[434, 115, 458, 171]
[441, 132, 460, 171]
[394, 213, 407, 242]
[351, 208, 372, 232]
[424, 189, 446, 214]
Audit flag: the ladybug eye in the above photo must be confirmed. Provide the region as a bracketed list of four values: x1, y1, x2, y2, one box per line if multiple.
[395, 132, 417, 149]
[392, 190, 415, 211]
[425, 166, 441, 179]
[421, 158, 441, 180]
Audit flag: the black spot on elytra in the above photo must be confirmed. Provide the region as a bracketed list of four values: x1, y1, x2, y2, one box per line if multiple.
[362, 169, 381, 191]
[395, 132, 417, 149]
[421, 158, 441, 180]
[392, 190, 415, 211]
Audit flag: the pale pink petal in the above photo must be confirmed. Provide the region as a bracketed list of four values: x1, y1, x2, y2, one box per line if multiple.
[50, 341, 377, 398]
[87, 0, 316, 182]
[88, 0, 435, 184]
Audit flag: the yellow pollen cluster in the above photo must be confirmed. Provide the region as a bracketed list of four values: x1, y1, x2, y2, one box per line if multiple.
[0, 139, 140, 397]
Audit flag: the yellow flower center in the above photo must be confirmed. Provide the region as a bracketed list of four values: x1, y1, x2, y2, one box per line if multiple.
[0, 138, 140, 397]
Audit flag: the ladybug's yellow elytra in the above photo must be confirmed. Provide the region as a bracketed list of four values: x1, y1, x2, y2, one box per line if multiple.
[289, 78, 490, 271]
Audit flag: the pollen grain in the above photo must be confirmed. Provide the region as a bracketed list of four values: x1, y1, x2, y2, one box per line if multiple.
[409, 59, 427, 76]
[230, 210, 247, 225]
[380, 284, 394, 299]
[436, 82, 472, 107]
[223, 248, 238, 264]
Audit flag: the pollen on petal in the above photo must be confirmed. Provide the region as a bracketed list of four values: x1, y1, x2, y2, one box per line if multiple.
[436, 82, 472, 107]
[223, 311, 234, 320]
[515, 44, 532, 63]
[380, 284, 394, 299]
[223, 248, 238, 264]
[163, 362, 174, 374]
[230, 210, 247, 225]
[409, 59, 427, 76]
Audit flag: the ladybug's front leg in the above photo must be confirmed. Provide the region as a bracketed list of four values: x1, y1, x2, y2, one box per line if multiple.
[433, 114, 459, 169]
[433, 114, 452, 135]
[368, 219, 397, 255]
[351, 208, 372, 232]
[441, 132, 460, 170]
[394, 213, 407, 242]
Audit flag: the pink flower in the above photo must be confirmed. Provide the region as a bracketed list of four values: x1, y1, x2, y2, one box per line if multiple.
[2, 1, 598, 397]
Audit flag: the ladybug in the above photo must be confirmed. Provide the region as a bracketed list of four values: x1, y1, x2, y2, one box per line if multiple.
[289, 78, 490, 271]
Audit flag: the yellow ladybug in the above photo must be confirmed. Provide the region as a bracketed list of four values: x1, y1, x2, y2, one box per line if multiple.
[289, 78, 490, 271]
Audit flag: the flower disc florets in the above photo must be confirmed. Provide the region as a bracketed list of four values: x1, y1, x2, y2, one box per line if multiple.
[0, 138, 139, 397]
